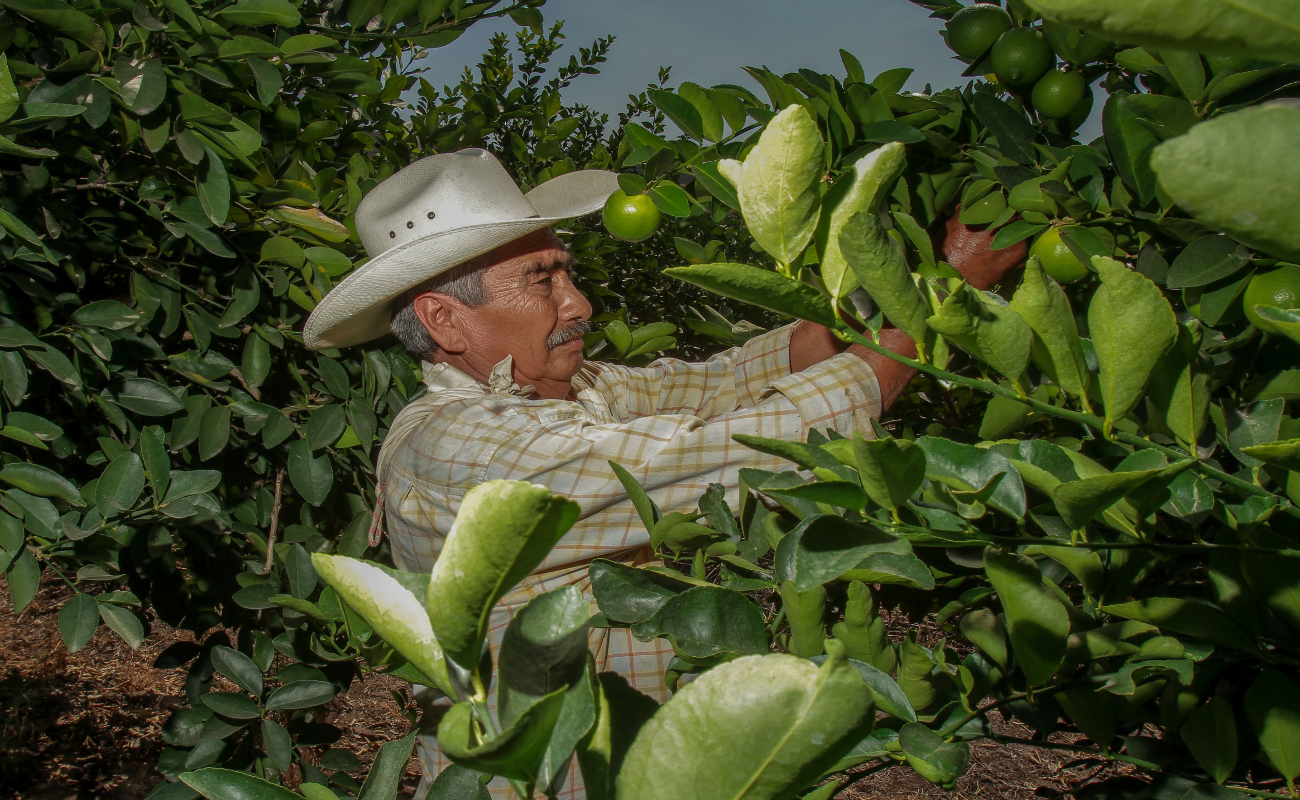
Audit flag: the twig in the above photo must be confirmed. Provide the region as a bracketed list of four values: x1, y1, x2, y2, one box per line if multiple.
[263, 467, 285, 575]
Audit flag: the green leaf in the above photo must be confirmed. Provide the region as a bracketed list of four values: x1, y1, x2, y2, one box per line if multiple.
[202, 691, 262, 719]
[312, 554, 453, 696]
[498, 587, 590, 727]
[71, 300, 140, 330]
[1010, 257, 1090, 400]
[917, 436, 1027, 519]
[0, 0, 104, 51]
[1165, 234, 1252, 290]
[58, 592, 99, 653]
[1246, 670, 1300, 782]
[690, 162, 740, 211]
[664, 263, 836, 327]
[5, 546, 40, 612]
[437, 691, 568, 783]
[198, 149, 230, 228]
[113, 57, 166, 116]
[839, 209, 931, 345]
[589, 558, 690, 624]
[1181, 696, 1236, 783]
[0, 462, 83, 505]
[616, 651, 874, 800]
[927, 283, 1033, 384]
[1152, 103, 1300, 262]
[211, 646, 263, 698]
[1102, 597, 1258, 654]
[959, 608, 1008, 670]
[677, 82, 724, 143]
[647, 182, 691, 218]
[181, 767, 302, 800]
[264, 680, 335, 711]
[1242, 438, 1300, 471]
[1256, 306, 1300, 347]
[648, 88, 704, 141]
[832, 580, 897, 676]
[817, 143, 907, 303]
[96, 453, 146, 513]
[0, 55, 17, 124]
[1088, 257, 1178, 433]
[97, 601, 144, 650]
[1147, 323, 1211, 446]
[116, 379, 185, 416]
[426, 480, 579, 668]
[1052, 459, 1196, 531]
[427, 765, 490, 800]
[1022, 0, 1300, 63]
[197, 406, 232, 461]
[357, 732, 417, 800]
[775, 514, 913, 592]
[721, 105, 824, 265]
[631, 585, 767, 662]
[1103, 92, 1160, 205]
[983, 548, 1069, 686]
[287, 439, 332, 506]
[781, 580, 827, 658]
[899, 722, 970, 788]
[971, 92, 1037, 165]
[304, 404, 346, 451]
[261, 720, 292, 772]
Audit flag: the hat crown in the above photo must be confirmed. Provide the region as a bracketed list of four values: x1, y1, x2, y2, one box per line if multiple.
[355, 149, 539, 258]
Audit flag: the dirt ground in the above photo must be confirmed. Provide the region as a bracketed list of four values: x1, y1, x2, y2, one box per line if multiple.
[1, 575, 1132, 800]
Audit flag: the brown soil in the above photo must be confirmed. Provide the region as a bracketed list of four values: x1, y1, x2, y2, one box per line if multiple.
[2, 576, 1131, 800]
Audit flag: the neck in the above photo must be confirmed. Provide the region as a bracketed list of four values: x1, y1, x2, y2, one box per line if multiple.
[433, 352, 574, 400]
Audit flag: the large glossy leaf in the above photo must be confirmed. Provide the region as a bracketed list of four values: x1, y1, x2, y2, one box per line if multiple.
[630, 585, 768, 663]
[1181, 696, 1236, 784]
[851, 434, 926, 514]
[1088, 257, 1178, 434]
[312, 554, 453, 695]
[775, 514, 913, 592]
[1051, 459, 1196, 531]
[1010, 257, 1090, 400]
[664, 263, 836, 327]
[1246, 670, 1300, 782]
[96, 453, 145, 514]
[927, 284, 1033, 383]
[1147, 324, 1211, 447]
[427, 765, 491, 800]
[437, 691, 568, 782]
[181, 767, 302, 800]
[1153, 104, 1300, 262]
[357, 732, 417, 800]
[498, 587, 590, 727]
[983, 548, 1069, 686]
[116, 378, 185, 416]
[58, 592, 99, 653]
[211, 646, 262, 698]
[899, 722, 971, 788]
[588, 558, 690, 624]
[839, 210, 931, 344]
[781, 580, 827, 658]
[817, 143, 907, 302]
[917, 436, 1026, 519]
[616, 651, 874, 800]
[1023, 0, 1300, 63]
[427, 480, 579, 669]
[718, 105, 824, 265]
[287, 438, 333, 506]
[1103, 93, 1160, 205]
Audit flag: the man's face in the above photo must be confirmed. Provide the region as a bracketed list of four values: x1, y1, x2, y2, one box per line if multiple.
[420, 229, 592, 398]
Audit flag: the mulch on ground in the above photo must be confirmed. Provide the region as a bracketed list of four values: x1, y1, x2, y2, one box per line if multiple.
[2, 575, 1133, 800]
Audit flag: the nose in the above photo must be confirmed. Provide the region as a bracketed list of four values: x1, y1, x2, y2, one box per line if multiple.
[555, 271, 592, 322]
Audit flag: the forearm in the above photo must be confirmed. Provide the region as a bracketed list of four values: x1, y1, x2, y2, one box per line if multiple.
[790, 321, 916, 412]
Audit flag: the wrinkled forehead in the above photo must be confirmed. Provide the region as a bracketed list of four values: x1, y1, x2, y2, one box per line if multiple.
[484, 229, 573, 279]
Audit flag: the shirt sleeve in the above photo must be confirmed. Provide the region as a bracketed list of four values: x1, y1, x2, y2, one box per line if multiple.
[477, 350, 882, 569]
[594, 323, 798, 420]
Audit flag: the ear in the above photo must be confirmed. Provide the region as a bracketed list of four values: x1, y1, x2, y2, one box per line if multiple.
[412, 292, 467, 355]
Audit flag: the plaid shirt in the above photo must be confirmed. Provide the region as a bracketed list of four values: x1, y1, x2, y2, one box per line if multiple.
[382, 323, 882, 798]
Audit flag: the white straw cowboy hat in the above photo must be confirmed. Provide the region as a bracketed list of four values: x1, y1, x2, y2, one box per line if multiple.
[302, 148, 619, 350]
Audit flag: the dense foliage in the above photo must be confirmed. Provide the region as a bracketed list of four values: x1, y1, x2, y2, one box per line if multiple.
[5, 0, 1300, 798]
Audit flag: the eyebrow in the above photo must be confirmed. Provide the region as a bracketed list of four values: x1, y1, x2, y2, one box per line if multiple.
[525, 253, 575, 276]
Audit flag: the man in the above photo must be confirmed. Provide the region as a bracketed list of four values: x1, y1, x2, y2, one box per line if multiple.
[303, 148, 1024, 797]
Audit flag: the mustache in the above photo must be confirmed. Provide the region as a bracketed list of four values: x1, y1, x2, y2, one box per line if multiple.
[547, 320, 592, 350]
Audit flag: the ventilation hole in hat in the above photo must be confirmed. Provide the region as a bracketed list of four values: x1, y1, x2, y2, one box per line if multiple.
[427, 212, 436, 219]
[406, 221, 413, 229]
[389, 231, 395, 238]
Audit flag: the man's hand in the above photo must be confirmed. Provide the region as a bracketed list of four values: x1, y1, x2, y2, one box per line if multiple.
[940, 212, 1028, 291]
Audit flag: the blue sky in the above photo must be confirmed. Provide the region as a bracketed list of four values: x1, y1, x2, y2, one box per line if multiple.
[413, 0, 1102, 141]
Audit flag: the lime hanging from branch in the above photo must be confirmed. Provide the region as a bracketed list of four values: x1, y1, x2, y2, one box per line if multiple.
[944, 3, 1013, 59]
[991, 27, 1054, 87]
[1244, 266, 1300, 333]
[1032, 69, 1086, 119]
[603, 189, 662, 242]
[1029, 227, 1091, 284]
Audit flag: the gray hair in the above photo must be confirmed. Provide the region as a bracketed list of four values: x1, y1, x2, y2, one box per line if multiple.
[389, 251, 495, 361]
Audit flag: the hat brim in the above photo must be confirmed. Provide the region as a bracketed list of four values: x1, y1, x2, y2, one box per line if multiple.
[303, 169, 618, 351]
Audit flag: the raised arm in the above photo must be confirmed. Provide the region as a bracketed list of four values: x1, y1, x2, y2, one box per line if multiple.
[790, 213, 1028, 409]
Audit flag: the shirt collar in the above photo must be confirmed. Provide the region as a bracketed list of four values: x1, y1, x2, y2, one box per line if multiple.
[421, 356, 605, 399]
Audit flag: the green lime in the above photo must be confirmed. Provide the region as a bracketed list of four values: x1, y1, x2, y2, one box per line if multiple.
[991, 27, 1054, 87]
[603, 190, 662, 243]
[945, 4, 1013, 59]
[1243, 265, 1300, 332]
[1031, 69, 1086, 119]
[1029, 227, 1090, 284]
